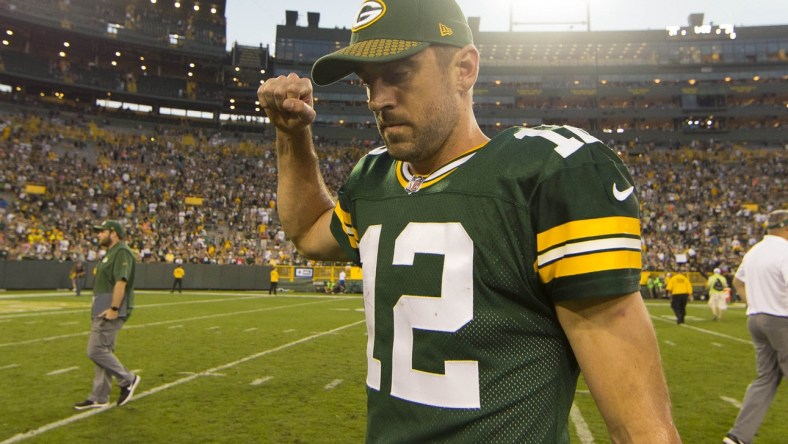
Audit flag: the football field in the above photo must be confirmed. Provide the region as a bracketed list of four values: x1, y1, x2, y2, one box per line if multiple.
[0, 291, 785, 443]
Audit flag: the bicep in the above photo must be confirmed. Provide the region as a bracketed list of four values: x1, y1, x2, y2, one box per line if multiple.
[295, 208, 348, 262]
[556, 292, 677, 439]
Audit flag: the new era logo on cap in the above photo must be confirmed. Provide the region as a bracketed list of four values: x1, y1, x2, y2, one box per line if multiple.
[439, 23, 454, 37]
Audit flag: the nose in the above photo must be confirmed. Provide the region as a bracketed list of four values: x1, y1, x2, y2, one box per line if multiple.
[366, 78, 394, 113]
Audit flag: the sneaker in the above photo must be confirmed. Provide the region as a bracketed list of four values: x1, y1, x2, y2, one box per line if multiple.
[117, 375, 141, 406]
[723, 434, 746, 444]
[73, 399, 108, 410]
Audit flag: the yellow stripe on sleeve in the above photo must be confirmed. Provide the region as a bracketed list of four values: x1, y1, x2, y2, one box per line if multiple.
[537, 250, 642, 284]
[333, 203, 358, 249]
[537, 217, 641, 253]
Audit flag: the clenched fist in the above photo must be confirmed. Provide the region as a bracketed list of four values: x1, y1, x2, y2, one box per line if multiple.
[257, 73, 317, 134]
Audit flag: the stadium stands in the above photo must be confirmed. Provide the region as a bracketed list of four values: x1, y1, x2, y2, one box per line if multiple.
[0, 4, 784, 279]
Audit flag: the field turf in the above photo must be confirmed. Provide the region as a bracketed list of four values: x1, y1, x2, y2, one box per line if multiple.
[0, 291, 785, 443]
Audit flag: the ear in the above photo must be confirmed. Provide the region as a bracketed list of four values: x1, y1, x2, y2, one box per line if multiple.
[454, 44, 480, 93]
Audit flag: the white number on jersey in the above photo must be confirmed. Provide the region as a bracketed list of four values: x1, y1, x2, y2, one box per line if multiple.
[360, 222, 481, 409]
[514, 125, 601, 158]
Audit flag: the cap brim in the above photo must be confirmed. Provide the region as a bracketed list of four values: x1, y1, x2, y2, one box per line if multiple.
[311, 39, 430, 86]
[92, 225, 107, 231]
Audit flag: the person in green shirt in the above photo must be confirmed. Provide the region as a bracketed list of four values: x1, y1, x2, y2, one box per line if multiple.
[74, 220, 141, 410]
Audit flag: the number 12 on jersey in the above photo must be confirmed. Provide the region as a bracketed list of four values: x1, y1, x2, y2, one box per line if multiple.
[359, 223, 481, 409]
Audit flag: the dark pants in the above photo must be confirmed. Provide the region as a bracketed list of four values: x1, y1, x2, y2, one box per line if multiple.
[171, 278, 183, 293]
[671, 294, 689, 324]
[269, 282, 278, 295]
[75, 277, 85, 296]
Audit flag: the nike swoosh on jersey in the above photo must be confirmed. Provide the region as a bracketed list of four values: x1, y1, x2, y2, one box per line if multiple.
[612, 183, 634, 201]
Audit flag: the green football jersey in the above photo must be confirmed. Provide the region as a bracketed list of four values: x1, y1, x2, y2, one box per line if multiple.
[330, 125, 642, 443]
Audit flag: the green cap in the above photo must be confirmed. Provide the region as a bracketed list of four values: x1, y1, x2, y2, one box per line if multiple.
[92, 220, 126, 238]
[311, 0, 474, 86]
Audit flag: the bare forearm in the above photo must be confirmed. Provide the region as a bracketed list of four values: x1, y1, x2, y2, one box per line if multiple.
[112, 280, 127, 307]
[275, 128, 344, 260]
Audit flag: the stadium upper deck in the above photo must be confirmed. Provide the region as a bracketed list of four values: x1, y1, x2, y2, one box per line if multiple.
[0, 3, 784, 145]
[276, 14, 787, 146]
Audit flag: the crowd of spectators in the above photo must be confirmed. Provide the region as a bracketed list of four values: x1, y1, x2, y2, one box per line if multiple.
[0, 110, 784, 275]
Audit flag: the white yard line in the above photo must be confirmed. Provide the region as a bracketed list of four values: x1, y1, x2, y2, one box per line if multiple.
[0, 299, 346, 349]
[324, 379, 343, 390]
[0, 319, 365, 444]
[650, 315, 752, 345]
[570, 402, 595, 444]
[46, 366, 79, 376]
[720, 396, 742, 409]
[0, 364, 19, 371]
[250, 376, 273, 386]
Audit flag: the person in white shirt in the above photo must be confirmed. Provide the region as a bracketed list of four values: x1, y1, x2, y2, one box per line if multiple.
[724, 209, 788, 444]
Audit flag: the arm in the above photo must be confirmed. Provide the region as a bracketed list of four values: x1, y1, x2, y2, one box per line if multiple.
[99, 280, 127, 320]
[258, 74, 346, 261]
[732, 277, 747, 304]
[556, 292, 681, 443]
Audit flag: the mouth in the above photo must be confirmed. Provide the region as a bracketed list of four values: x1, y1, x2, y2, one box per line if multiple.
[379, 121, 406, 132]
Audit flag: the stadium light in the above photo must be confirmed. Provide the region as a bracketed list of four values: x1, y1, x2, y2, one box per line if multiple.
[63, 41, 70, 47]
[150, 0, 157, 3]
[116, 51, 122, 57]
[194, 4, 200, 12]
[174, 2, 181, 8]
[5, 29, 12, 35]
[1, 40, 8, 46]
[210, 6, 217, 14]
[59, 51, 66, 57]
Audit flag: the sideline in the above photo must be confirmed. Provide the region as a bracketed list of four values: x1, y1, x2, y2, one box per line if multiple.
[0, 319, 366, 444]
[0, 298, 353, 348]
[0, 292, 358, 319]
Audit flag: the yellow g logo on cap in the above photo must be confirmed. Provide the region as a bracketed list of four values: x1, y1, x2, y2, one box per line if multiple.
[352, 0, 387, 32]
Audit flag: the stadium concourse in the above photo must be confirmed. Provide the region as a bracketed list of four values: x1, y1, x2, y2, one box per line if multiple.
[0, 104, 784, 275]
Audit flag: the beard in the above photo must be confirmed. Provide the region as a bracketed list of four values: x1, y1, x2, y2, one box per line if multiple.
[98, 236, 111, 247]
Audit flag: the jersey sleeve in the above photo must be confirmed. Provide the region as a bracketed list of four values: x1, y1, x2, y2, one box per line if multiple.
[330, 159, 363, 265]
[531, 137, 642, 301]
[113, 249, 135, 283]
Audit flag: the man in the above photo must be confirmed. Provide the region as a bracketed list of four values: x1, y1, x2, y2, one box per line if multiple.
[707, 267, 729, 320]
[666, 271, 692, 324]
[74, 220, 141, 410]
[724, 209, 788, 444]
[335, 268, 347, 294]
[269, 266, 279, 295]
[647, 274, 657, 299]
[70, 260, 86, 296]
[171, 262, 185, 293]
[257, 0, 680, 441]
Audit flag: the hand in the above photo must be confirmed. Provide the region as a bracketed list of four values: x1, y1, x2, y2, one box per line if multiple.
[257, 73, 317, 134]
[99, 309, 119, 320]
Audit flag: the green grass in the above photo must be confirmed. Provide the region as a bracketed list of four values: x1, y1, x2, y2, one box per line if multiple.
[0, 292, 785, 443]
